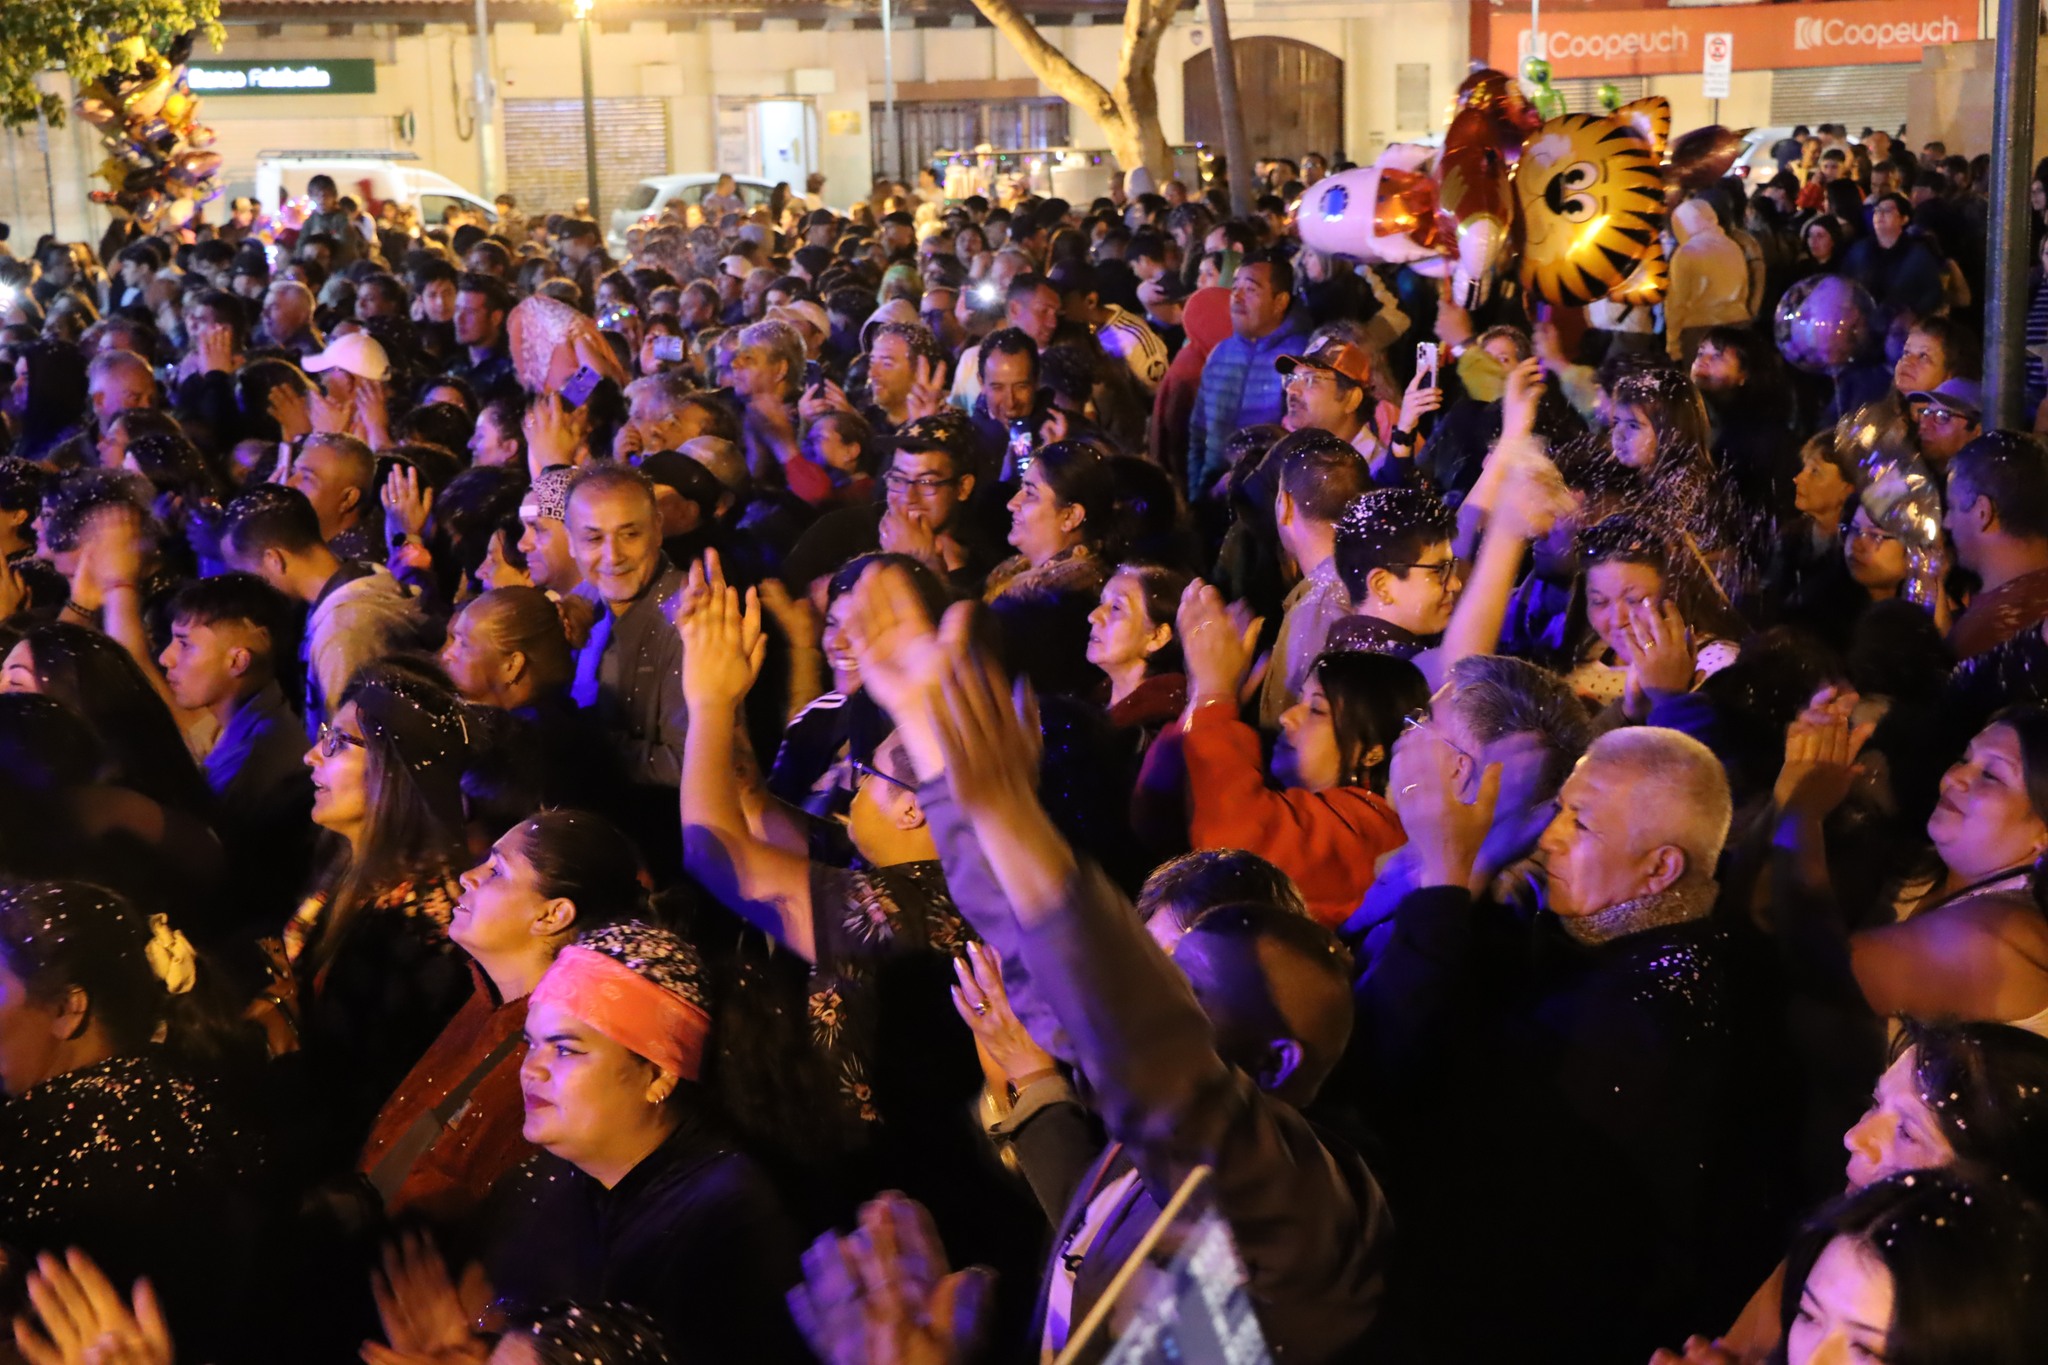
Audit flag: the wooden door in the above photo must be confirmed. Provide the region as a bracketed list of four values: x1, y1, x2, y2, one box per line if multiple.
[1184, 37, 1345, 168]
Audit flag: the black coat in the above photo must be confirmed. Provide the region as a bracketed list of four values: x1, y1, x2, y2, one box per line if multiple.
[1354, 885, 1791, 1363]
[481, 1112, 810, 1365]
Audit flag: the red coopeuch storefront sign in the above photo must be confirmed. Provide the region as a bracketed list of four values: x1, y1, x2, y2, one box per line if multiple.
[1487, 0, 1980, 79]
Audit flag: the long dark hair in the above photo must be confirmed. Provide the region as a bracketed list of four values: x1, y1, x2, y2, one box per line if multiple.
[1775, 1169, 2048, 1365]
[315, 666, 469, 960]
[18, 622, 211, 816]
[14, 340, 88, 457]
[1312, 650, 1430, 793]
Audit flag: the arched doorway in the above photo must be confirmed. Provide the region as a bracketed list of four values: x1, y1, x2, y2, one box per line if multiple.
[1183, 37, 1345, 167]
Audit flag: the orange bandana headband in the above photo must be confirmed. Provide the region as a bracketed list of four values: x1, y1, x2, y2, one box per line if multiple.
[530, 945, 711, 1082]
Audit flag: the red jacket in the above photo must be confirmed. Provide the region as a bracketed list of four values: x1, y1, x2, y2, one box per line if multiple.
[1181, 702, 1406, 928]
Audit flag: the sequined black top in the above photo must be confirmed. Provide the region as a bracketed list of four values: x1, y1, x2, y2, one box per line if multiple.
[0, 1056, 264, 1361]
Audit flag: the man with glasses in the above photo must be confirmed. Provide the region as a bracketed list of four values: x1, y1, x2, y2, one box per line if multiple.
[783, 414, 1007, 600]
[1908, 376, 1982, 469]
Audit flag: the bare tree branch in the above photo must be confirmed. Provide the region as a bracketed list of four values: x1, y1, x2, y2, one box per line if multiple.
[965, 0, 1119, 125]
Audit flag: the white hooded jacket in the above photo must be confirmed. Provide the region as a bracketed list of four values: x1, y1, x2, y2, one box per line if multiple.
[1665, 198, 1753, 357]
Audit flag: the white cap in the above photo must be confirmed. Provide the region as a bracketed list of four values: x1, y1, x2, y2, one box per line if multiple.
[767, 300, 830, 338]
[302, 330, 392, 383]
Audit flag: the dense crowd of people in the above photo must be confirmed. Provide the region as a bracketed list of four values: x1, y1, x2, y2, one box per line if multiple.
[0, 119, 2046, 1364]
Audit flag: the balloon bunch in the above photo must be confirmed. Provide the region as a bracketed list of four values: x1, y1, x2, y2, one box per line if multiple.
[1289, 76, 1759, 314]
[75, 33, 224, 230]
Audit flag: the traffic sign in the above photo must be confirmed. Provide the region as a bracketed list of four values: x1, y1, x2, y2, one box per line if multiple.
[1702, 31, 1733, 98]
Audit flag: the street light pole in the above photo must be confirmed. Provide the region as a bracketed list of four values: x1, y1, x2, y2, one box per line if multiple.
[1987, 0, 2039, 430]
[473, 0, 499, 200]
[574, 0, 601, 219]
[881, 0, 897, 183]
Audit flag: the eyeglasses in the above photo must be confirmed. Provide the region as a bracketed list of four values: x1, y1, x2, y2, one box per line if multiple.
[1383, 558, 1459, 587]
[1282, 368, 1337, 392]
[315, 721, 367, 758]
[1846, 524, 1900, 546]
[883, 471, 961, 497]
[851, 757, 915, 792]
[1920, 405, 1976, 426]
[1400, 706, 1478, 767]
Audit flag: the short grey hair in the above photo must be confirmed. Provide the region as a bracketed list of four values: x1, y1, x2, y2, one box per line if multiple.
[738, 319, 806, 401]
[1584, 726, 1733, 874]
[1443, 655, 1591, 799]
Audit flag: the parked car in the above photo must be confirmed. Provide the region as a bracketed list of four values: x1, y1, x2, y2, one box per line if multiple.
[255, 150, 497, 227]
[608, 174, 776, 252]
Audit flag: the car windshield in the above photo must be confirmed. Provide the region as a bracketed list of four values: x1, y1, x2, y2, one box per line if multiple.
[621, 184, 659, 212]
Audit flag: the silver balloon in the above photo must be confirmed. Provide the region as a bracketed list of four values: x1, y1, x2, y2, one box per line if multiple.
[1836, 396, 1945, 610]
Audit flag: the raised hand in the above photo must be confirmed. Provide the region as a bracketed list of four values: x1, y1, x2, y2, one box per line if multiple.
[13, 1248, 173, 1365]
[307, 379, 353, 436]
[268, 384, 312, 442]
[1622, 599, 1697, 721]
[1500, 356, 1547, 439]
[381, 464, 433, 543]
[1389, 719, 1502, 891]
[1774, 711, 1876, 824]
[906, 356, 947, 422]
[1175, 578, 1260, 708]
[354, 377, 392, 449]
[522, 392, 591, 477]
[362, 1232, 485, 1365]
[1038, 408, 1069, 447]
[950, 941, 1056, 1092]
[677, 554, 765, 712]
[843, 562, 950, 738]
[1396, 366, 1443, 436]
[929, 618, 1043, 822]
[788, 1192, 993, 1365]
[798, 379, 855, 423]
[71, 505, 146, 611]
[757, 576, 821, 652]
[193, 323, 236, 376]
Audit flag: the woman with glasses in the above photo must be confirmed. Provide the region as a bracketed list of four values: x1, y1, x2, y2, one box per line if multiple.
[1171, 581, 1422, 927]
[677, 557, 998, 1234]
[281, 663, 474, 1155]
[985, 439, 1118, 604]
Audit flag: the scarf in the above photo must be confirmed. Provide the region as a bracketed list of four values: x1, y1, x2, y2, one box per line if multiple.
[1557, 870, 1717, 947]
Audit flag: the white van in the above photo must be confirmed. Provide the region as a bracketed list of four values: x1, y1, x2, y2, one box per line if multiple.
[608, 173, 776, 253]
[254, 150, 498, 227]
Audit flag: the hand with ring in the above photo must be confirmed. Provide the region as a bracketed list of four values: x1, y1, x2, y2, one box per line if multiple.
[950, 942, 1056, 1096]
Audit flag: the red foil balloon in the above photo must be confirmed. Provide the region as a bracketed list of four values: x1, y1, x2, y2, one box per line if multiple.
[1438, 68, 1537, 307]
[1668, 124, 1751, 191]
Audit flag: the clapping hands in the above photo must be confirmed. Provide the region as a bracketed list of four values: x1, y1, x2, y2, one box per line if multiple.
[1176, 579, 1262, 708]
[12, 1248, 173, 1365]
[788, 1192, 993, 1365]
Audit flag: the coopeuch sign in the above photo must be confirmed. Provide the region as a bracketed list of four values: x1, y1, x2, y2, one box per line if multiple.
[1488, 0, 1979, 79]
[187, 59, 379, 95]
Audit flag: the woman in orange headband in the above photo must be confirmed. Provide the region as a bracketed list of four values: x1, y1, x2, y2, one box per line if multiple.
[481, 920, 812, 1363]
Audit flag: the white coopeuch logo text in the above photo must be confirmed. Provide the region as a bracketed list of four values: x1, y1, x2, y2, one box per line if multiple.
[1793, 15, 1961, 50]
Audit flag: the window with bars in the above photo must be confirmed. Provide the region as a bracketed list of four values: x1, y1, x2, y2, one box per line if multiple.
[871, 99, 1071, 183]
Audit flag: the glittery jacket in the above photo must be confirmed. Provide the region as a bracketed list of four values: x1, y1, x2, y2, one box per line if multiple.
[1180, 701, 1406, 930]
[0, 1057, 265, 1364]
[1354, 878, 1788, 1362]
[358, 963, 532, 1228]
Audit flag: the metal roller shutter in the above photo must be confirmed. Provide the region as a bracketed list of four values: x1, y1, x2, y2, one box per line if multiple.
[1769, 66, 1911, 134]
[503, 97, 669, 221]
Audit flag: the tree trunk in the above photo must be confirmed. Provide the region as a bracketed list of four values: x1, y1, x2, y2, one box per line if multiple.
[966, 0, 1178, 178]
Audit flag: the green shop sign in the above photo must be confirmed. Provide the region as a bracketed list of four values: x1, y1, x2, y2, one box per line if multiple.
[187, 59, 378, 96]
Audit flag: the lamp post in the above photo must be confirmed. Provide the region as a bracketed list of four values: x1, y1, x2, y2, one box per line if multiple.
[473, 0, 498, 200]
[573, 0, 600, 219]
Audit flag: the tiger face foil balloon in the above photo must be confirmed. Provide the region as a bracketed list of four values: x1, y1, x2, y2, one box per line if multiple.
[1514, 98, 1671, 308]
